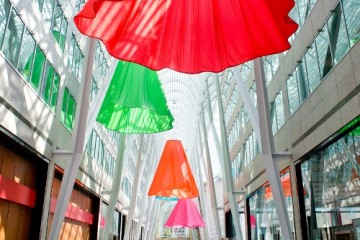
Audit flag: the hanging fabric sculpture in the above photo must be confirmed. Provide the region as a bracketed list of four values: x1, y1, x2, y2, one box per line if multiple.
[164, 198, 205, 228]
[148, 140, 199, 199]
[74, 0, 298, 74]
[96, 61, 174, 133]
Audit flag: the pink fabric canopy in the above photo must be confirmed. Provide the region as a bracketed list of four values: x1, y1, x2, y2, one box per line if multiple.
[74, 0, 298, 73]
[164, 198, 205, 228]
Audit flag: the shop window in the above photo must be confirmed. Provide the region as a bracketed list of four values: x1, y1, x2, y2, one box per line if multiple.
[248, 171, 295, 240]
[299, 123, 360, 239]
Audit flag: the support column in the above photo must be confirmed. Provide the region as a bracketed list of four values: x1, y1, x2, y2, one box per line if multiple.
[143, 197, 156, 240]
[200, 114, 222, 238]
[194, 141, 211, 240]
[253, 58, 293, 240]
[149, 201, 160, 239]
[123, 135, 145, 239]
[85, 61, 117, 142]
[213, 75, 243, 240]
[39, 159, 55, 240]
[49, 38, 97, 239]
[232, 66, 261, 143]
[102, 134, 127, 239]
[134, 141, 157, 240]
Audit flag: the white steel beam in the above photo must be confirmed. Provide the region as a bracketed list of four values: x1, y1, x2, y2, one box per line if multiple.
[149, 201, 160, 240]
[253, 58, 293, 240]
[102, 134, 126, 239]
[49, 38, 97, 239]
[200, 113, 222, 238]
[194, 141, 211, 240]
[232, 66, 261, 144]
[214, 74, 243, 240]
[123, 135, 145, 239]
[143, 197, 156, 240]
[39, 160, 55, 240]
[134, 139, 157, 240]
[85, 61, 117, 142]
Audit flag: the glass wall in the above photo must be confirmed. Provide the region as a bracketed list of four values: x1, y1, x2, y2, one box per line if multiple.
[248, 170, 295, 240]
[289, 0, 317, 43]
[34, 0, 68, 51]
[287, 0, 360, 116]
[263, 54, 279, 86]
[299, 120, 360, 239]
[0, 0, 61, 111]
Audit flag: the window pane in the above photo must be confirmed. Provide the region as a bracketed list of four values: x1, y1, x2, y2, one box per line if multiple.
[342, 0, 360, 47]
[2, 7, 24, 66]
[328, 4, 350, 64]
[42, 0, 54, 28]
[52, 2, 67, 50]
[67, 95, 76, 130]
[316, 25, 333, 78]
[30, 46, 46, 91]
[43, 62, 55, 105]
[304, 43, 321, 92]
[51, 72, 60, 110]
[34, 0, 45, 12]
[59, 18, 67, 50]
[287, 74, 300, 115]
[18, 29, 36, 81]
[275, 91, 285, 129]
[74, 0, 85, 15]
[61, 88, 69, 124]
[296, 63, 309, 101]
[0, 0, 11, 48]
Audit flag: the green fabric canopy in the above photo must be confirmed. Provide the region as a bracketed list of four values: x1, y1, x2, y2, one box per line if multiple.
[96, 61, 174, 133]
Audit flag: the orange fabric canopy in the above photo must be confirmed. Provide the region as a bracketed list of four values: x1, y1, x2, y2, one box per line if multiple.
[148, 140, 199, 199]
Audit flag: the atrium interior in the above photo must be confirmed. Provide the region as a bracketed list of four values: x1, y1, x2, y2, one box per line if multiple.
[0, 0, 359, 239]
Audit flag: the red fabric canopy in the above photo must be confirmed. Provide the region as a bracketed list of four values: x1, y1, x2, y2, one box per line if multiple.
[74, 0, 298, 74]
[148, 140, 199, 199]
[164, 198, 205, 228]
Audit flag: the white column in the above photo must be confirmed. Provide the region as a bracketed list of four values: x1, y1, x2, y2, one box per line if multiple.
[85, 61, 117, 142]
[143, 197, 156, 240]
[232, 66, 261, 143]
[194, 141, 211, 240]
[253, 58, 293, 240]
[134, 140, 157, 240]
[200, 114, 222, 238]
[149, 201, 160, 240]
[102, 134, 127, 240]
[49, 38, 97, 240]
[213, 74, 243, 240]
[123, 135, 145, 239]
[39, 160, 55, 240]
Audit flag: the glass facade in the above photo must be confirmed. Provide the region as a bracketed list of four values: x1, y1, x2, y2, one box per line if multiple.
[299, 121, 360, 239]
[287, 0, 360, 116]
[0, 0, 61, 111]
[68, 34, 84, 81]
[34, 0, 68, 51]
[263, 54, 279, 86]
[248, 171, 295, 240]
